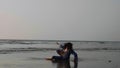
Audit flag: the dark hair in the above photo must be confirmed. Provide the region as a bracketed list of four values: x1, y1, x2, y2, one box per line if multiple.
[64, 42, 73, 50]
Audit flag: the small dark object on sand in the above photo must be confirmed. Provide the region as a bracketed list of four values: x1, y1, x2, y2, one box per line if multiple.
[108, 60, 112, 63]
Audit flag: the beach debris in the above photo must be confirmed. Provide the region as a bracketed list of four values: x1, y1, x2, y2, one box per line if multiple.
[108, 60, 112, 63]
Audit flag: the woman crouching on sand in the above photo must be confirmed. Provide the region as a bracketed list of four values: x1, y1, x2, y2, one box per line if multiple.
[46, 42, 78, 63]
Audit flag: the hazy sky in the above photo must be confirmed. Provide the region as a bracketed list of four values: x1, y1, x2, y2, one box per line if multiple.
[0, 0, 119, 41]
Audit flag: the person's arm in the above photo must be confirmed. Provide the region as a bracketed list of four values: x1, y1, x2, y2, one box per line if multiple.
[71, 50, 78, 63]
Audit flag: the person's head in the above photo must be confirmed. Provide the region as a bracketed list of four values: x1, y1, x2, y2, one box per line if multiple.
[64, 42, 73, 50]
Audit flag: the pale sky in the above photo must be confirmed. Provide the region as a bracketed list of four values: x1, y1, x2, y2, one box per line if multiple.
[0, 0, 119, 41]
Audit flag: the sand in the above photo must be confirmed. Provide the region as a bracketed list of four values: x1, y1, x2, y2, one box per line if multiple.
[0, 50, 119, 68]
[0, 42, 120, 68]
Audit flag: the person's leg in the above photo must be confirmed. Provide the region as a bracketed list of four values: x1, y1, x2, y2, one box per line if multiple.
[45, 56, 63, 61]
[45, 49, 64, 60]
[52, 56, 63, 61]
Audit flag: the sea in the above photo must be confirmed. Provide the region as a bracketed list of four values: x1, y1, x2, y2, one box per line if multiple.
[0, 39, 120, 68]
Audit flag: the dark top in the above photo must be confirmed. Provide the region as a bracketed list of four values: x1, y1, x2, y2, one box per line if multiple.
[52, 49, 78, 62]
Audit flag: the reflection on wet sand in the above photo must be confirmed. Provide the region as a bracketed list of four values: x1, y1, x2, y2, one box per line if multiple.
[52, 60, 78, 68]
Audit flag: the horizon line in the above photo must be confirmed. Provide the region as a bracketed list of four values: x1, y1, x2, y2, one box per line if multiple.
[0, 39, 120, 42]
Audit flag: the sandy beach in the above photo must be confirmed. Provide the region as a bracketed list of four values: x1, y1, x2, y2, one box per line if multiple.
[0, 41, 120, 68]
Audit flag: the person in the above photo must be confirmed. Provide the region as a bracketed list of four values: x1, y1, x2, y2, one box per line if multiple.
[46, 42, 78, 63]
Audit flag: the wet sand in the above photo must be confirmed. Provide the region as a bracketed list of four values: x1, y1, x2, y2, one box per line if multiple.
[0, 49, 120, 68]
[0, 42, 120, 68]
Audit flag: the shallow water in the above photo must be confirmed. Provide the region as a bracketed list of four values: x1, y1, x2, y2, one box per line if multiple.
[0, 41, 120, 68]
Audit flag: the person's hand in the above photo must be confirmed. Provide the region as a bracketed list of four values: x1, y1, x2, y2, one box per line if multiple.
[45, 58, 52, 60]
[64, 48, 68, 52]
[74, 59, 78, 64]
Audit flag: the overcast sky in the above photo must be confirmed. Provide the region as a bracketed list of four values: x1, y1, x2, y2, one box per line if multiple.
[0, 0, 119, 41]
